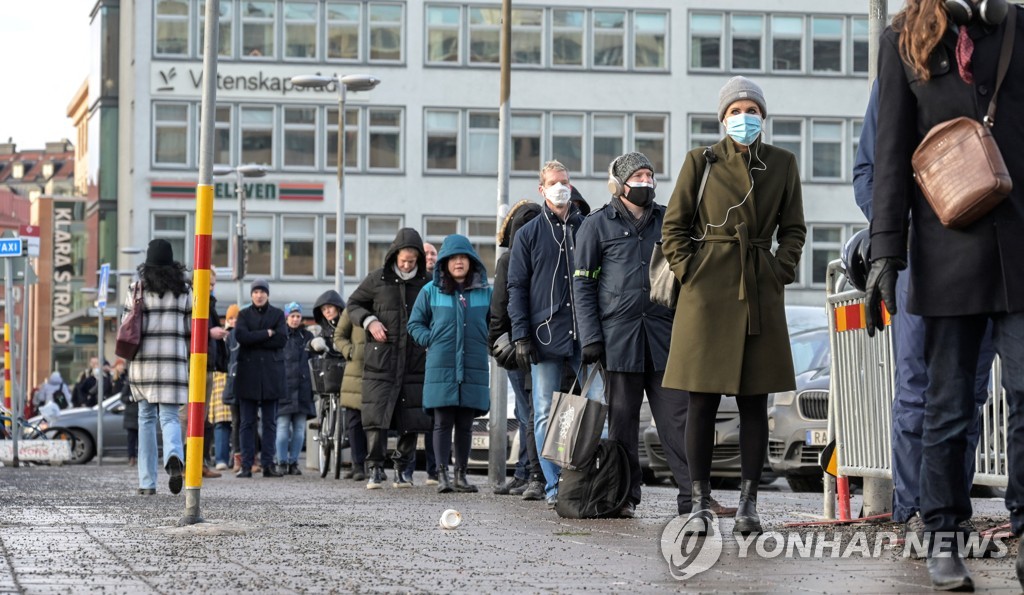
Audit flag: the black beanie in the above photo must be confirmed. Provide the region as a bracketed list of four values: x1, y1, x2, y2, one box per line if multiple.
[146, 239, 174, 267]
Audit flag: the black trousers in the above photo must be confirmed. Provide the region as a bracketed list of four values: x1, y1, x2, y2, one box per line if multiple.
[240, 399, 278, 469]
[366, 429, 417, 470]
[346, 408, 368, 469]
[606, 369, 691, 512]
[432, 407, 476, 469]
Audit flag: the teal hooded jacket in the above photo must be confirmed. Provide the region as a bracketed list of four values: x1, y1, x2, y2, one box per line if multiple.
[408, 234, 492, 415]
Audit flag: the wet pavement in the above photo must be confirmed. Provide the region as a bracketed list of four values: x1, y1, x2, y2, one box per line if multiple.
[1, 461, 1021, 594]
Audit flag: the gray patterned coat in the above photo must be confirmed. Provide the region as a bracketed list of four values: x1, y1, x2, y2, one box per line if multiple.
[125, 281, 192, 405]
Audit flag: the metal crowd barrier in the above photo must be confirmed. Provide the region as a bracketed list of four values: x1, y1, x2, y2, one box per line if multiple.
[823, 260, 1009, 519]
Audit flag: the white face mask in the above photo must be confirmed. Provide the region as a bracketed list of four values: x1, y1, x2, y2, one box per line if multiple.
[543, 183, 571, 207]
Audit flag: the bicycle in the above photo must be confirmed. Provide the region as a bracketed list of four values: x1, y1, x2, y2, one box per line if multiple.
[309, 355, 347, 479]
[0, 405, 78, 460]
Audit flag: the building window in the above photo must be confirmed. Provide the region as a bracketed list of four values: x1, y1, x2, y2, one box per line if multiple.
[281, 216, 316, 277]
[770, 119, 804, 174]
[213, 106, 232, 166]
[240, 106, 274, 166]
[593, 10, 625, 68]
[325, 216, 359, 278]
[634, 114, 667, 175]
[691, 13, 723, 70]
[731, 14, 763, 71]
[634, 12, 667, 70]
[326, 107, 360, 171]
[812, 16, 843, 73]
[467, 218, 496, 272]
[155, 0, 190, 56]
[426, 5, 461, 63]
[467, 111, 499, 174]
[689, 116, 721, 150]
[468, 7, 500, 64]
[511, 114, 542, 173]
[810, 226, 843, 285]
[366, 216, 403, 271]
[551, 9, 584, 67]
[592, 114, 624, 175]
[212, 214, 231, 271]
[512, 8, 543, 65]
[284, 1, 318, 60]
[551, 113, 584, 174]
[242, 1, 275, 58]
[154, 103, 190, 166]
[152, 214, 189, 263]
[851, 119, 863, 175]
[771, 15, 803, 72]
[244, 216, 273, 276]
[368, 108, 402, 170]
[811, 120, 843, 179]
[368, 3, 403, 62]
[283, 107, 317, 168]
[327, 2, 360, 60]
[199, 0, 233, 57]
[425, 110, 460, 172]
[851, 17, 869, 74]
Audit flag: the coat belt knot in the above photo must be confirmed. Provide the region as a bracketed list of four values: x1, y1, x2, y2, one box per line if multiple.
[702, 222, 771, 336]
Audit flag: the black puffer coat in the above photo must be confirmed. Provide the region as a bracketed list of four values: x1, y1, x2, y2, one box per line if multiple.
[279, 324, 316, 418]
[345, 228, 432, 433]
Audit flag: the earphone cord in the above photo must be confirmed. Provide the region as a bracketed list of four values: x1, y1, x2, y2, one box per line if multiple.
[535, 210, 574, 347]
[690, 141, 768, 242]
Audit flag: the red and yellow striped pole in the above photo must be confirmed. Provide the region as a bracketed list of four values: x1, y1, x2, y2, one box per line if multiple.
[3, 323, 10, 430]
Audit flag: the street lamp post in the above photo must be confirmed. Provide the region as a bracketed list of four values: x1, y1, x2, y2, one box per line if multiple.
[214, 164, 267, 306]
[290, 73, 381, 297]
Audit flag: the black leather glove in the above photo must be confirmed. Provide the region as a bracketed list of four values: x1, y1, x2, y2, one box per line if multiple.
[515, 339, 538, 372]
[864, 257, 904, 337]
[581, 342, 605, 366]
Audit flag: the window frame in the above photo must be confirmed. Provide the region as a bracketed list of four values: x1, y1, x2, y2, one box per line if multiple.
[810, 118, 845, 181]
[770, 14, 804, 73]
[850, 16, 870, 75]
[810, 15, 845, 75]
[282, 0, 320, 61]
[591, 9, 627, 70]
[425, 4, 463, 65]
[550, 8, 586, 69]
[153, 102, 192, 169]
[155, 0, 191, 57]
[282, 105, 319, 170]
[240, 0, 277, 60]
[367, 2, 405, 63]
[689, 12, 724, 71]
[808, 224, 845, 287]
[326, 1, 362, 62]
[424, 108, 462, 174]
[238, 104, 276, 168]
[730, 13, 765, 72]
[688, 115, 721, 152]
[633, 11, 669, 71]
[366, 107, 404, 172]
[280, 215, 318, 279]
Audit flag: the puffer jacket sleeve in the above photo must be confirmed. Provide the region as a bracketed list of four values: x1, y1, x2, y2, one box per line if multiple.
[407, 284, 434, 348]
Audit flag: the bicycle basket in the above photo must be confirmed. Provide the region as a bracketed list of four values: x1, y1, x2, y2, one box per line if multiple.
[309, 356, 345, 395]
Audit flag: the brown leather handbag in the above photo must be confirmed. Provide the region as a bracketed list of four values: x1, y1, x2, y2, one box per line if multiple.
[115, 282, 144, 360]
[911, 9, 1016, 229]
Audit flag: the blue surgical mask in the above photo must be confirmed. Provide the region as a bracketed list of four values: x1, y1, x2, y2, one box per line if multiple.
[725, 113, 763, 146]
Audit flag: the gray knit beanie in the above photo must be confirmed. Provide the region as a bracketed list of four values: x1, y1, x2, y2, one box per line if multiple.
[250, 278, 270, 295]
[717, 76, 767, 121]
[612, 152, 654, 183]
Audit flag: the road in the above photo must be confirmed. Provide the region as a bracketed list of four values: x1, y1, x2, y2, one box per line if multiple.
[0, 462, 1020, 593]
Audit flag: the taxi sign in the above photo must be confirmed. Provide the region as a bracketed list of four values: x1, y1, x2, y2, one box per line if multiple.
[0, 238, 23, 257]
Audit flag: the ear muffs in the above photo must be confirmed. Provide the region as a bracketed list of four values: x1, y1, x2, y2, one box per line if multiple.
[946, 0, 1008, 26]
[606, 156, 657, 197]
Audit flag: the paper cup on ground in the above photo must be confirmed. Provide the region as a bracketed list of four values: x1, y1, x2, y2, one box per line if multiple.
[439, 509, 462, 529]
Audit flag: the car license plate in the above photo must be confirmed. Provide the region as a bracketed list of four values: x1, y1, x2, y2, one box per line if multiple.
[472, 435, 488, 449]
[805, 430, 828, 446]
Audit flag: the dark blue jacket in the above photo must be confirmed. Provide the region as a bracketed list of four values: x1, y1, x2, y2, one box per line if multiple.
[573, 201, 674, 372]
[853, 80, 878, 221]
[278, 324, 316, 418]
[507, 203, 585, 361]
[408, 234, 492, 415]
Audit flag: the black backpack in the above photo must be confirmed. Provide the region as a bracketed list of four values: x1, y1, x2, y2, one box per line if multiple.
[52, 387, 69, 409]
[555, 439, 630, 519]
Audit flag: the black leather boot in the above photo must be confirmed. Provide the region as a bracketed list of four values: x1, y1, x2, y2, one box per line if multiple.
[453, 466, 478, 493]
[437, 465, 453, 494]
[733, 479, 763, 535]
[685, 480, 714, 535]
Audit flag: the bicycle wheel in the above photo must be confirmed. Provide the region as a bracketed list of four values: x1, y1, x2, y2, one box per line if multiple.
[318, 397, 336, 478]
[333, 405, 345, 480]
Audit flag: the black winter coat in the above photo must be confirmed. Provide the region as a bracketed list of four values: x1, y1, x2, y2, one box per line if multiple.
[223, 328, 239, 406]
[873, 12, 1024, 316]
[233, 303, 288, 401]
[279, 325, 316, 418]
[345, 228, 432, 432]
[488, 200, 542, 349]
[573, 201, 674, 372]
[207, 294, 227, 373]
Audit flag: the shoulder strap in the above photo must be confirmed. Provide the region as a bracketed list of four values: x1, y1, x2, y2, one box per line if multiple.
[688, 147, 716, 234]
[985, 7, 1016, 127]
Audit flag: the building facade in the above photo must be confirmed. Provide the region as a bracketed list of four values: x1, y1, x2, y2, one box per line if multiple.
[105, 0, 884, 310]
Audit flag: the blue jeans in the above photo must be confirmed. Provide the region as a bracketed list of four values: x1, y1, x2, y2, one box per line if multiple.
[890, 261, 994, 523]
[531, 357, 605, 498]
[137, 401, 184, 490]
[920, 312, 1024, 536]
[276, 413, 306, 465]
[213, 422, 231, 467]
[240, 399, 278, 469]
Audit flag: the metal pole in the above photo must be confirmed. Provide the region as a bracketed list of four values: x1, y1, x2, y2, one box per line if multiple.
[95, 310, 104, 465]
[488, 0, 512, 487]
[18, 265, 30, 440]
[4, 258, 17, 467]
[868, 0, 888, 84]
[335, 83, 347, 297]
[181, 0, 219, 526]
[235, 170, 244, 308]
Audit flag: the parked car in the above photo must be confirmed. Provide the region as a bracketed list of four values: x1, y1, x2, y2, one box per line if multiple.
[29, 394, 137, 464]
[766, 350, 831, 492]
[467, 378, 520, 472]
[644, 305, 827, 487]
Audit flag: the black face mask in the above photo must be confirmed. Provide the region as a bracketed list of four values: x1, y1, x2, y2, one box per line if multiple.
[624, 185, 655, 208]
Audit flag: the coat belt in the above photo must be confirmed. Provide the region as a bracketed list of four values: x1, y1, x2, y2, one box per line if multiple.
[701, 223, 771, 336]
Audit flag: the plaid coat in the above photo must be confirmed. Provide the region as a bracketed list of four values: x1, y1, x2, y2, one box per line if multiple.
[206, 372, 231, 424]
[125, 282, 192, 405]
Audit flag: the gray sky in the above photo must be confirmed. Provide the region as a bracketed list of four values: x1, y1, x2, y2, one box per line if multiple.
[0, 1, 91, 150]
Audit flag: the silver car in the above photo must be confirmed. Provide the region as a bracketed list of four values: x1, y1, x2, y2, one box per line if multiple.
[30, 395, 137, 464]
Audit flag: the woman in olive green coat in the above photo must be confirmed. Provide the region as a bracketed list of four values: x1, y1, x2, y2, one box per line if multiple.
[333, 308, 367, 480]
[662, 76, 805, 536]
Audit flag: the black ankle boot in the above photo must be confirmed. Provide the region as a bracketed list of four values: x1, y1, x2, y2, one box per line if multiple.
[686, 480, 714, 535]
[453, 466, 478, 493]
[733, 479, 763, 535]
[437, 465, 453, 494]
